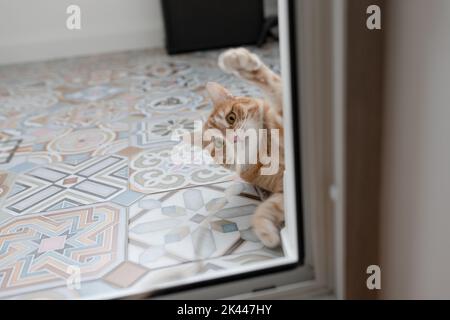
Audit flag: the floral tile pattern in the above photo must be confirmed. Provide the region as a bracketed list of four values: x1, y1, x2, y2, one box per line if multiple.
[0, 43, 283, 299]
[129, 112, 202, 150]
[129, 144, 234, 194]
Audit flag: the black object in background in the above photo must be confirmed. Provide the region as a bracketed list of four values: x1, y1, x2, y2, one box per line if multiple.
[161, 0, 264, 54]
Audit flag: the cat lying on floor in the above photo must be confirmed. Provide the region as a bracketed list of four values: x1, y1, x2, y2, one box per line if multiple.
[203, 48, 285, 248]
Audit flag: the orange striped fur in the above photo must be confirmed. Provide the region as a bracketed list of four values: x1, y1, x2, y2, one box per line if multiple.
[203, 48, 285, 248]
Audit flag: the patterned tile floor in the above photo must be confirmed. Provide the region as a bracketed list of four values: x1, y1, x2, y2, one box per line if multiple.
[0, 43, 284, 299]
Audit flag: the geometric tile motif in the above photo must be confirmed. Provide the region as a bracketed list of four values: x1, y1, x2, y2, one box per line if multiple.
[135, 90, 205, 115]
[12, 124, 130, 164]
[3, 246, 284, 300]
[4, 155, 128, 216]
[127, 181, 265, 270]
[129, 145, 235, 194]
[129, 113, 201, 150]
[0, 203, 127, 298]
[0, 42, 283, 299]
[46, 128, 116, 156]
[120, 247, 284, 298]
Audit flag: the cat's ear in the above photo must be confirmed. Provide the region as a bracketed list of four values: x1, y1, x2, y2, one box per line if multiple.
[206, 82, 233, 105]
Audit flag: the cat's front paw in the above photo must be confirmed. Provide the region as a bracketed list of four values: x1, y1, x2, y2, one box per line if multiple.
[252, 217, 281, 248]
[219, 48, 262, 76]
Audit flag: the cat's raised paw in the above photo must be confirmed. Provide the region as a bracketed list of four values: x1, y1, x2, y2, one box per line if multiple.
[253, 217, 281, 248]
[218, 48, 262, 76]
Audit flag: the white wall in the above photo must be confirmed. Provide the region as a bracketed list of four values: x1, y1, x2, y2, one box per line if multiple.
[0, 0, 278, 66]
[0, 0, 164, 65]
[381, 0, 450, 299]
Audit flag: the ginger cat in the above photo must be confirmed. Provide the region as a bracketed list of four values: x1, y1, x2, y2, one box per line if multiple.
[203, 48, 285, 248]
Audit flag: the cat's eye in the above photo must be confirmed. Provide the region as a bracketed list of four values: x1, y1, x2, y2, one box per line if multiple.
[226, 111, 237, 125]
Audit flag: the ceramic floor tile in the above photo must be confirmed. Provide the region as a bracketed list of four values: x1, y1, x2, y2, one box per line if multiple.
[0, 202, 127, 298]
[3, 155, 129, 216]
[5, 246, 284, 300]
[0, 42, 282, 299]
[129, 112, 205, 151]
[128, 143, 236, 194]
[127, 181, 266, 270]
